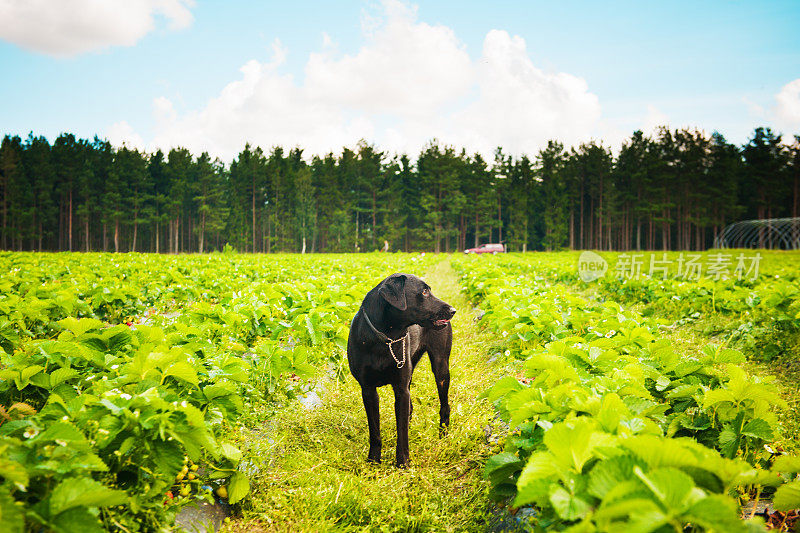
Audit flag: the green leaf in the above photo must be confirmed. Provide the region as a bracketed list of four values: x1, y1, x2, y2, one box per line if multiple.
[50, 477, 127, 515]
[700, 346, 745, 365]
[683, 495, 747, 533]
[484, 452, 523, 483]
[30, 372, 50, 388]
[52, 506, 105, 533]
[486, 376, 524, 402]
[597, 393, 627, 432]
[593, 497, 666, 531]
[58, 317, 104, 337]
[104, 329, 132, 353]
[716, 348, 746, 364]
[741, 418, 773, 441]
[773, 480, 800, 512]
[203, 382, 236, 400]
[38, 421, 89, 447]
[150, 440, 185, 480]
[772, 455, 800, 473]
[20, 364, 44, 382]
[50, 367, 78, 388]
[549, 485, 592, 520]
[305, 314, 319, 345]
[624, 397, 659, 416]
[682, 465, 725, 493]
[227, 471, 250, 505]
[588, 455, 639, 499]
[220, 442, 242, 463]
[731, 467, 781, 489]
[15, 364, 44, 389]
[62, 451, 108, 474]
[544, 419, 602, 473]
[0, 489, 24, 533]
[719, 426, 741, 459]
[0, 457, 28, 489]
[490, 482, 520, 502]
[633, 466, 694, 512]
[163, 362, 199, 386]
[562, 521, 597, 533]
[117, 437, 136, 457]
[622, 436, 701, 470]
[666, 384, 699, 400]
[133, 325, 165, 344]
[672, 361, 704, 378]
[179, 402, 206, 427]
[514, 452, 558, 507]
[702, 388, 736, 409]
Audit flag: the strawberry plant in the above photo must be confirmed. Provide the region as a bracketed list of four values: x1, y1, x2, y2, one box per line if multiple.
[454, 254, 798, 531]
[0, 252, 438, 531]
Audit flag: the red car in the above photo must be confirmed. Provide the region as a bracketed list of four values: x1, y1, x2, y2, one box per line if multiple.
[464, 243, 505, 254]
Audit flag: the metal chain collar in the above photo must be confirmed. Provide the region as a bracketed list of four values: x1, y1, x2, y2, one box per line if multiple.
[359, 306, 409, 369]
[386, 333, 408, 368]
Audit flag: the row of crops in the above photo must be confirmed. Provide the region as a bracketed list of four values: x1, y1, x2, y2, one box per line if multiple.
[452, 252, 800, 531]
[0, 252, 436, 532]
[517, 251, 800, 362]
[594, 263, 799, 364]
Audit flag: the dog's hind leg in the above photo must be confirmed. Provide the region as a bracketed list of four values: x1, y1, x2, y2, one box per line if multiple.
[392, 383, 411, 466]
[361, 386, 381, 463]
[429, 352, 451, 436]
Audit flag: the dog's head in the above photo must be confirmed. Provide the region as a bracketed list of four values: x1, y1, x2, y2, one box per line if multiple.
[379, 273, 456, 329]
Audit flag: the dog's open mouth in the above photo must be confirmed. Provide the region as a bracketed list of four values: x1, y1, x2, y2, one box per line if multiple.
[433, 318, 450, 327]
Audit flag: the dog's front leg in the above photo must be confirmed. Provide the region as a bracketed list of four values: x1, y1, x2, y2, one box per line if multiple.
[361, 386, 381, 463]
[392, 383, 411, 466]
[430, 353, 451, 436]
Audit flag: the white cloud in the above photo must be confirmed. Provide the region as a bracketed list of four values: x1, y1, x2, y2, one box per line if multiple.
[106, 120, 145, 150]
[123, 0, 603, 160]
[775, 78, 800, 129]
[305, 0, 472, 119]
[450, 30, 601, 156]
[642, 105, 669, 135]
[743, 96, 766, 120]
[0, 0, 194, 56]
[153, 96, 178, 126]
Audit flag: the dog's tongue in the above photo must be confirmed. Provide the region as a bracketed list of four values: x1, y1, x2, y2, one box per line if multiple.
[434, 318, 450, 326]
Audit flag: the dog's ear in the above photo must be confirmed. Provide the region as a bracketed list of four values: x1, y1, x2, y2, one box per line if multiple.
[379, 274, 407, 311]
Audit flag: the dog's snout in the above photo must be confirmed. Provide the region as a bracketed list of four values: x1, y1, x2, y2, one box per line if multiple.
[447, 306, 456, 318]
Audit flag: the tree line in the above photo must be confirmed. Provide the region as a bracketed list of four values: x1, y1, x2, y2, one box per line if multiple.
[0, 127, 798, 253]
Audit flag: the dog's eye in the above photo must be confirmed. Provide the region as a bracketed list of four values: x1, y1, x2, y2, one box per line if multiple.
[422, 288, 430, 296]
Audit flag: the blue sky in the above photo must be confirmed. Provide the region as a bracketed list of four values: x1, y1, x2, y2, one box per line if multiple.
[0, 0, 798, 160]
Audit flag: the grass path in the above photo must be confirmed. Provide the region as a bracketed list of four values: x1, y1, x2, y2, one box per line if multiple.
[230, 260, 503, 532]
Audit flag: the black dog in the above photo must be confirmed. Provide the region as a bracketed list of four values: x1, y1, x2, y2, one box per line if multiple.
[347, 273, 456, 466]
